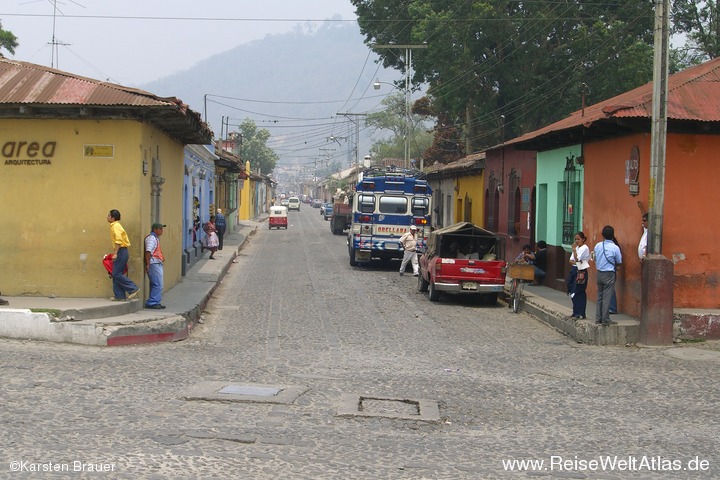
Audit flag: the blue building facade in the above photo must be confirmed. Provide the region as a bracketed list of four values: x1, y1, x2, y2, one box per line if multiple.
[183, 144, 217, 274]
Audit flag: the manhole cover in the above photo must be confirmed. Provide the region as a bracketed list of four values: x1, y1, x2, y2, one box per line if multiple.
[183, 382, 307, 404]
[337, 394, 440, 422]
[361, 398, 419, 416]
[219, 385, 281, 396]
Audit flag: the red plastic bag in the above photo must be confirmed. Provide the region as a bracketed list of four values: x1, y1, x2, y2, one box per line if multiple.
[103, 254, 127, 278]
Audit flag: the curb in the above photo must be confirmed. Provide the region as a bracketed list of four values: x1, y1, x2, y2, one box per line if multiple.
[0, 222, 259, 347]
[105, 316, 188, 346]
[501, 289, 640, 346]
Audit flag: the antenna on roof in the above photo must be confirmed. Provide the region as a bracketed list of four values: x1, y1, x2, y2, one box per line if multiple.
[44, 0, 86, 69]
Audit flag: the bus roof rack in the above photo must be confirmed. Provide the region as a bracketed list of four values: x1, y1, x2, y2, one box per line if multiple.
[362, 165, 426, 180]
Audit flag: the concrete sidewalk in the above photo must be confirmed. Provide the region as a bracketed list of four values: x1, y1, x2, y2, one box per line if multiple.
[0, 220, 262, 346]
[501, 282, 640, 346]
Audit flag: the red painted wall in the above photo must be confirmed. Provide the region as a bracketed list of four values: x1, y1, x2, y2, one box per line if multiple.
[484, 148, 538, 259]
[583, 132, 720, 314]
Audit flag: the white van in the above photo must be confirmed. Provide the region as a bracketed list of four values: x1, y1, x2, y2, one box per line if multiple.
[287, 197, 301, 211]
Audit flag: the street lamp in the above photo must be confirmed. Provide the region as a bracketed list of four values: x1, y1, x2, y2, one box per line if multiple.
[374, 78, 410, 169]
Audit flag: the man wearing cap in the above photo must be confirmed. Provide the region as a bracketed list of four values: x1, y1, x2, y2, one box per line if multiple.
[144, 223, 166, 309]
[398, 225, 420, 276]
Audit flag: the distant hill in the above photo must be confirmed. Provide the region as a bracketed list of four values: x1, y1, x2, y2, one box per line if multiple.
[142, 22, 399, 166]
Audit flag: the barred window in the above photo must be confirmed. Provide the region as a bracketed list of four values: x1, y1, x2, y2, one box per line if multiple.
[562, 155, 582, 245]
[507, 169, 520, 236]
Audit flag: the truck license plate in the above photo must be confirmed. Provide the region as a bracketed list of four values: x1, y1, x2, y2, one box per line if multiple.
[462, 282, 478, 290]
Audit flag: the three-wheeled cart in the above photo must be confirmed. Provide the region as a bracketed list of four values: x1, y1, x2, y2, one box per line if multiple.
[269, 206, 288, 229]
[506, 263, 535, 313]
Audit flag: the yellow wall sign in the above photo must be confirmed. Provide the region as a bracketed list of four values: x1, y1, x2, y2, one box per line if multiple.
[83, 144, 114, 158]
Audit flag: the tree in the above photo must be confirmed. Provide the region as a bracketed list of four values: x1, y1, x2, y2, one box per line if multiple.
[0, 22, 19, 55]
[352, 0, 657, 153]
[365, 92, 432, 164]
[672, 0, 719, 63]
[237, 119, 278, 175]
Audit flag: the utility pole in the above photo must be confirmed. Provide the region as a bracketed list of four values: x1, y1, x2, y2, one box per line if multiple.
[648, 0, 670, 254]
[337, 112, 368, 186]
[640, 0, 673, 346]
[372, 44, 428, 169]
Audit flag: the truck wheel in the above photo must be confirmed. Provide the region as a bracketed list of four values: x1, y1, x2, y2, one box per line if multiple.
[349, 247, 358, 266]
[428, 280, 440, 301]
[417, 273, 429, 292]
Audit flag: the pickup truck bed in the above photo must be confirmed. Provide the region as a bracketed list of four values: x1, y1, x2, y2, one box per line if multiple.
[330, 203, 352, 235]
[417, 222, 507, 304]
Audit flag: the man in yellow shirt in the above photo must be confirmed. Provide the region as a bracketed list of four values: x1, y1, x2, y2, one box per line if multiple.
[107, 209, 140, 301]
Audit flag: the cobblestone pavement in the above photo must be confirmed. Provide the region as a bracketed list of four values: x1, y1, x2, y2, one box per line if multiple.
[1, 208, 719, 479]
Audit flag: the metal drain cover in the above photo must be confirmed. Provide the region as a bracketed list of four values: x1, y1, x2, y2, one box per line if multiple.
[361, 398, 419, 416]
[183, 382, 307, 404]
[337, 394, 440, 422]
[219, 385, 281, 396]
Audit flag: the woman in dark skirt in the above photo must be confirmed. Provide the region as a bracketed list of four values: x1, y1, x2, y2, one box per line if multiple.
[568, 231, 591, 319]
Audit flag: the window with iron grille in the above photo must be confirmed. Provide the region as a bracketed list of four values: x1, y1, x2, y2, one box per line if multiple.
[507, 168, 520, 236]
[358, 194, 375, 213]
[485, 172, 498, 231]
[562, 155, 581, 245]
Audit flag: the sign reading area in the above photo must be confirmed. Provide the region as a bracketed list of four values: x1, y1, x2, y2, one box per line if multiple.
[3, 140, 56, 165]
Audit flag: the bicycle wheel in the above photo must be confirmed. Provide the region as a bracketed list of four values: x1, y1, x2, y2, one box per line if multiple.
[511, 279, 521, 313]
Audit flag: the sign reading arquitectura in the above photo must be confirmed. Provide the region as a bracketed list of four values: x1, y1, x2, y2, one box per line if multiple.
[3, 140, 56, 165]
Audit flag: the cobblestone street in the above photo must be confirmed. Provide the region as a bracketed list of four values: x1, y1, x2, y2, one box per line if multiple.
[1, 208, 718, 479]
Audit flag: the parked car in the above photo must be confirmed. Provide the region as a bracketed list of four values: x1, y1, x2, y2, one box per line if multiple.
[312, 199, 322, 208]
[323, 205, 334, 220]
[418, 222, 507, 304]
[287, 197, 301, 211]
[320, 203, 332, 216]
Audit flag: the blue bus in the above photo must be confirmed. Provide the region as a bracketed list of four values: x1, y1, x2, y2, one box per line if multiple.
[347, 167, 432, 266]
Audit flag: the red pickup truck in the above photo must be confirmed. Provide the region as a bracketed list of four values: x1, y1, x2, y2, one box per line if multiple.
[418, 222, 507, 304]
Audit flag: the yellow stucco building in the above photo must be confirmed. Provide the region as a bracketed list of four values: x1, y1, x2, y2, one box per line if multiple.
[425, 153, 486, 228]
[0, 57, 211, 298]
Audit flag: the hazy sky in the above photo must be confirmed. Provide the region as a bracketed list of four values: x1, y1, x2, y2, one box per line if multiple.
[1, 1, 358, 87]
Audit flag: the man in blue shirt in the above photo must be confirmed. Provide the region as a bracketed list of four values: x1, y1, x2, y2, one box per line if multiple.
[593, 225, 622, 325]
[215, 208, 227, 250]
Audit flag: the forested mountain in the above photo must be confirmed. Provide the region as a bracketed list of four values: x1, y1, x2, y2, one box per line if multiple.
[143, 22, 397, 166]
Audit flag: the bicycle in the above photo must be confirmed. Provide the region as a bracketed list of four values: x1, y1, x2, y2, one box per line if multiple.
[506, 263, 535, 313]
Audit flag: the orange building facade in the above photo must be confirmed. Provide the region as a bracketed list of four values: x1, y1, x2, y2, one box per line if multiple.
[583, 132, 720, 315]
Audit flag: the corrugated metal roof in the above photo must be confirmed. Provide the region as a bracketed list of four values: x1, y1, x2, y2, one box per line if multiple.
[425, 152, 485, 175]
[505, 57, 720, 149]
[0, 56, 212, 144]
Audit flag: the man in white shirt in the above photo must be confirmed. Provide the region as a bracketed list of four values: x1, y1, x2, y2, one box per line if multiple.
[399, 225, 419, 276]
[638, 213, 648, 261]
